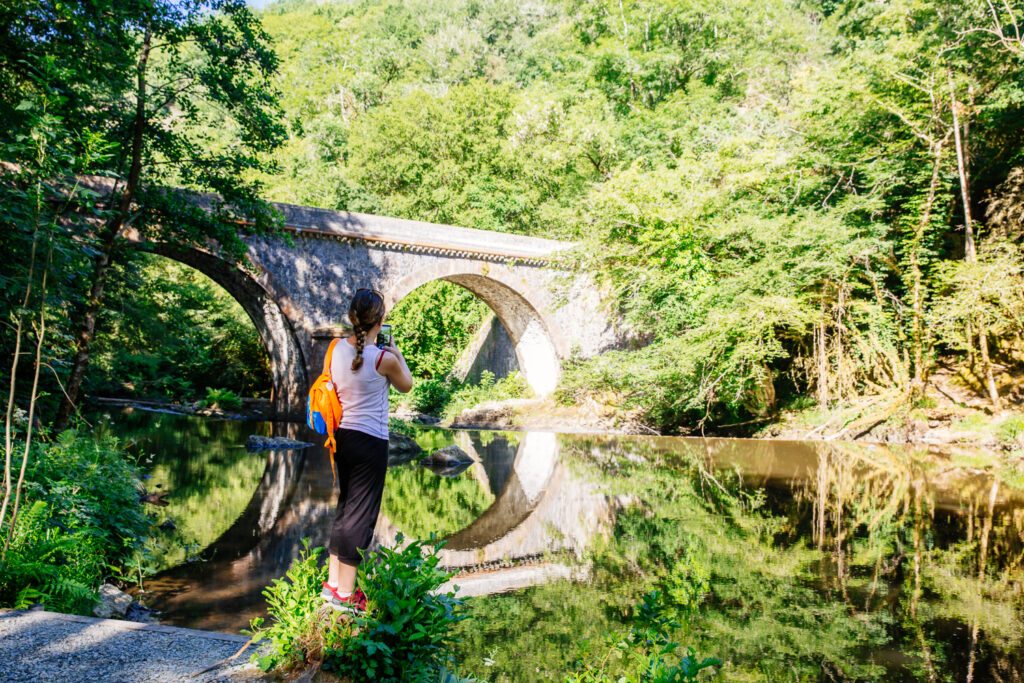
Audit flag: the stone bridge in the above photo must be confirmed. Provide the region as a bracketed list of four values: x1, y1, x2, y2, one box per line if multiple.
[132, 200, 616, 418]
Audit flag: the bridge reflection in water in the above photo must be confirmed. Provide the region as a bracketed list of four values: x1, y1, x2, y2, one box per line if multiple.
[142, 425, 613, 633]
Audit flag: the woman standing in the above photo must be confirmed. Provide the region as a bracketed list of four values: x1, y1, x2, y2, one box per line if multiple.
[321, 288, 413, 612]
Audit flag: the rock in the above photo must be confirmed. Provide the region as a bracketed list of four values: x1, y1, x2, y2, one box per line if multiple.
[139, 491, 169, 507]
[420, 445, 474, 467]
[423, 460, 473, 478]
[246, 434, 313, 450]
[388, 433, 423, 466]
[124, 601, 158, 623]
[93, 584, 133, 619]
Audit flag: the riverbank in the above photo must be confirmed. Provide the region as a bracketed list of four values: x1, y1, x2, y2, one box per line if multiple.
[430, 393, 1024, 454]
[93, 390, 1024, 454]
[91, 396, 271, 421]
[0, 608, 263, 682]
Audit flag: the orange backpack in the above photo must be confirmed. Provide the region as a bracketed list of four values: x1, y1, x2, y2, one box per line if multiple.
[306, 338, 344, 483]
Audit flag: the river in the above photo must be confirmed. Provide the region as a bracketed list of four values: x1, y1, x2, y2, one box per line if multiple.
[96, 408, 1024, 681]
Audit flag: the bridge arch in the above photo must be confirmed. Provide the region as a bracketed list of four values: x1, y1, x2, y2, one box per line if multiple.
[134, 240, 308, 419]
[387, 265, 562, 396]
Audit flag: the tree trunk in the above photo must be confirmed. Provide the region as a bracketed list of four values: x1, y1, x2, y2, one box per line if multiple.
[950, 73, 1000, 409]
[4, 254, 49, 555]
[816, 317, 829, 406]
[0, 227, 38, 534]
[910, 140, 945, 397]
[54, 28, 152, 431]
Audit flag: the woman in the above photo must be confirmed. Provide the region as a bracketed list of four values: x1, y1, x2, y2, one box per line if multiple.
[321, 288, 413, 612]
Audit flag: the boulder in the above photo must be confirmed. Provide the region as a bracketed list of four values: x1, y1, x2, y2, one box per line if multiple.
[388, 433, 423, 466]
[423, 460, 474, 478]
[246, 434, 313, 451]
[420, 445, 474, 468]
[124, 601, 158, 624]
[93, 583, 133, 619]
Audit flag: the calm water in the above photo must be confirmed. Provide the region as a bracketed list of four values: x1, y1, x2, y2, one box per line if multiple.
[99, 409, 1024, 681]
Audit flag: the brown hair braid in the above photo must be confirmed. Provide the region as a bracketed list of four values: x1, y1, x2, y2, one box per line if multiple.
[348, 288, 386, 371]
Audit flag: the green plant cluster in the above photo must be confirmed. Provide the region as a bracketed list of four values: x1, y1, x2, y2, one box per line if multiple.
[250, 536, 470, 682]
[567, 590, 721, 683]
[0, 430, 151, 614]
[196, 387, 244, 412]
[401, 370, 531, 421]
[87, 254, 271, 403]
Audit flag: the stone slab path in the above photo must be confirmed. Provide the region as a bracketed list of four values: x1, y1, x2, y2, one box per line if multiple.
[0, 609, 267, 682]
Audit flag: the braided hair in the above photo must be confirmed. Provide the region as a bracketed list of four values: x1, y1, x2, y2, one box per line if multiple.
[349, 288, 386, 371]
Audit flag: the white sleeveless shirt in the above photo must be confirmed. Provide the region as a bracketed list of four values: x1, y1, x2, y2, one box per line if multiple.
[330, 339, 389, 440]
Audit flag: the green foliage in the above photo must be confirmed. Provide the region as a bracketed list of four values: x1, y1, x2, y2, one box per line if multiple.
[325, 535, 469, 682]
[197, 388, 244, 411]
[248, 540, 341, 673]
[387, 281, 489, 380]
[0, 430, 151, 614]
[251, 536, 469, 682]
[87, 253, 271, 401]
[0, 500, 104, 614]
[409, 378, 455, 415]
[567, 591, 721, 683]
[997, 414, 1024, 445]
[441, 371, 531, 423]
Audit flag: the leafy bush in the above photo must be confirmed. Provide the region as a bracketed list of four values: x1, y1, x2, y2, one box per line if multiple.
[198, 387, 243, 411]
[250, 535, 470, 682]
[997, 414, 1024, 445]
[384, 280, 489, 380]
[410, 377, 454, 415]
[325, 535, 468, 682]
[0, 430, 151, 614]
[440, 371, 531, 423]
[248, 540, 348, 673]
[0, 500, 106, 613]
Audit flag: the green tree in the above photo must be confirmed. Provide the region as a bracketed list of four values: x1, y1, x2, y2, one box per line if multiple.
[28, 0, 287, 430]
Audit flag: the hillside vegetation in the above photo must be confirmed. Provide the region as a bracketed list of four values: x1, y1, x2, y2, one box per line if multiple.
[256, 0, 1024, 433]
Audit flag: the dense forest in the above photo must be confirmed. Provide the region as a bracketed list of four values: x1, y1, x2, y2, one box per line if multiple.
[3, 0, 1024, 434]
[258, 0, 1024, 434]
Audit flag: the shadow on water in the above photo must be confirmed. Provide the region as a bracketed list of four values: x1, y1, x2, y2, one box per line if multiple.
[105, 411, 1024, 680]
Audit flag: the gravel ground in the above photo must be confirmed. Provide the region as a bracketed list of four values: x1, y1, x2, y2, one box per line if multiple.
[0, 609, 268, 682]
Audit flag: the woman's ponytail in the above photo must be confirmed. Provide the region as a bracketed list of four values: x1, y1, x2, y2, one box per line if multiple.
[348, 288, 386, 372]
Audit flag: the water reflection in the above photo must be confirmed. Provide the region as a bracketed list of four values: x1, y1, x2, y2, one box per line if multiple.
[563, 435, 1024, 682]
[106, 412, 1024, 680]
[139, 418, 610, 632]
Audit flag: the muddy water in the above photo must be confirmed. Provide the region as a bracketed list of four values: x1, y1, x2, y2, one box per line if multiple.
[101, 410, 1024, 681]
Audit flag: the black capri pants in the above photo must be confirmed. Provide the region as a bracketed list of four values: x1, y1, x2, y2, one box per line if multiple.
[328, 427, 389, 565]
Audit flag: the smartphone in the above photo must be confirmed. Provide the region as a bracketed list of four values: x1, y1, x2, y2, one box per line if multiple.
[376, 324, 392, 348]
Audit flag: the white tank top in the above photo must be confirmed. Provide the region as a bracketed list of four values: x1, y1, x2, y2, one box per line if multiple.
[330, 339, 389, 440]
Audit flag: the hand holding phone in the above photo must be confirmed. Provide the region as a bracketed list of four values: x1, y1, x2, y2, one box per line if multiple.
[376, 324, 393, 349]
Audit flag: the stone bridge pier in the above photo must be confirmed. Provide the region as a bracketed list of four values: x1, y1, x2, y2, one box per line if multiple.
[140, 203, 618, 418]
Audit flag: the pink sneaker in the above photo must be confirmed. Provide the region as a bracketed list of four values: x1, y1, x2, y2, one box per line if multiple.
[321, 582, 367, 614]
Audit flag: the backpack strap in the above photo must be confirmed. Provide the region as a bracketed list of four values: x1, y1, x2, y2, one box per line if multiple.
[323, 338, 340, 376]
[323, 338, 341, 485]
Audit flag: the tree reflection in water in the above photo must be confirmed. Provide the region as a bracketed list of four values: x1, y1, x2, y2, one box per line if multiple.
[103, 411, 1024, 680]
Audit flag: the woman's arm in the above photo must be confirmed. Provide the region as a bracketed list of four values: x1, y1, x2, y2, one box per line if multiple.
[377, 342, 414, 393]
